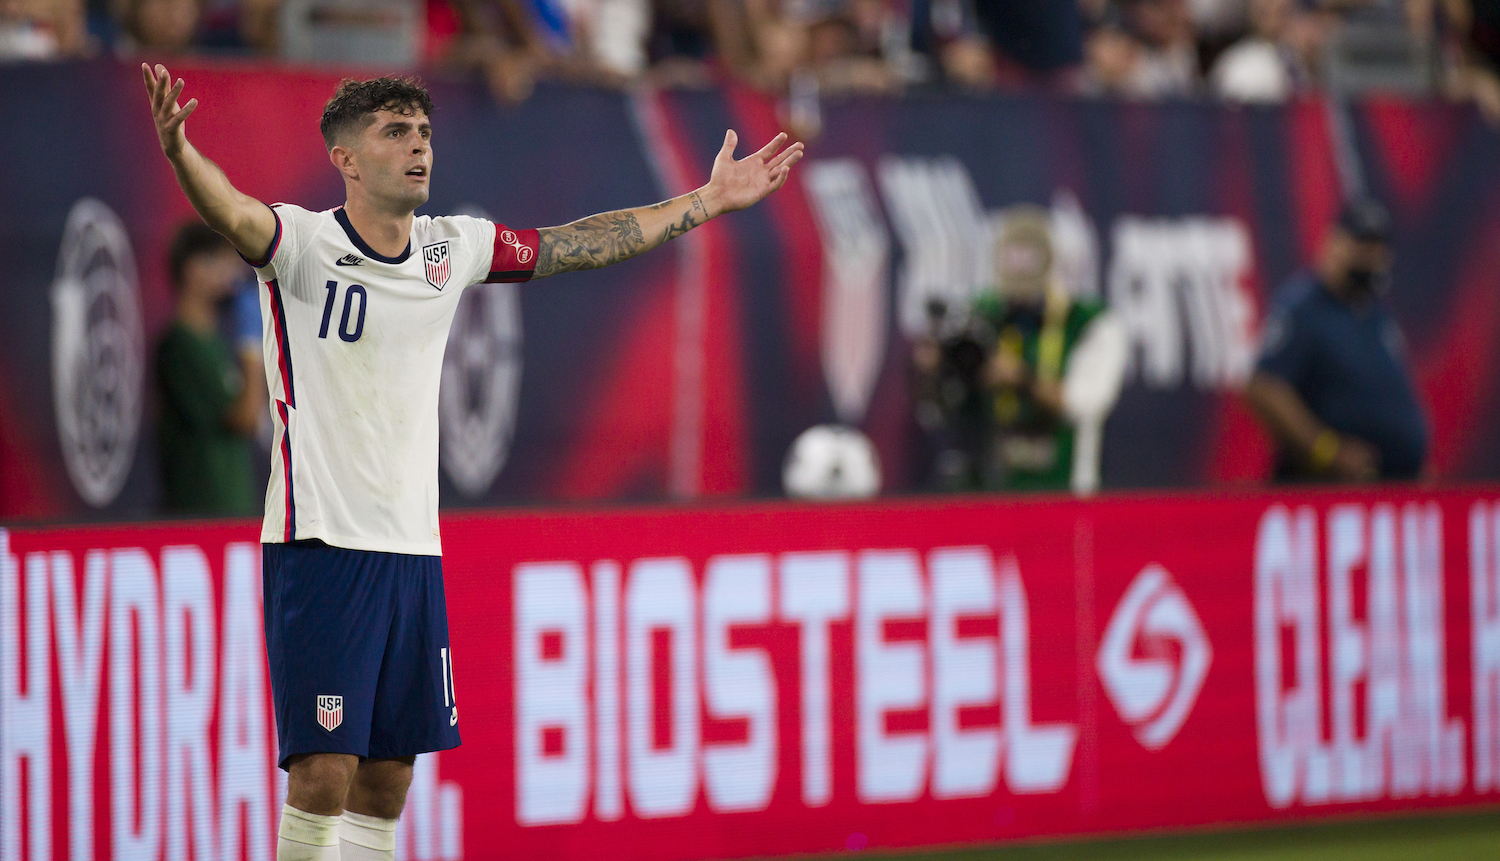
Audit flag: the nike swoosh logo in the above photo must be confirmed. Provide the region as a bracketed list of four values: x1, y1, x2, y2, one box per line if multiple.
[335, 259, 362, 266]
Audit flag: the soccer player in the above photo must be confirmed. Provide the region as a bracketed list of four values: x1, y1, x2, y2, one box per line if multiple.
[142, 63, 802, 861]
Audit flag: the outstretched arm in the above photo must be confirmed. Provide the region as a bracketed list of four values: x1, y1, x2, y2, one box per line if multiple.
[143, 64, 277, 263]
[532, 129, 803, 278]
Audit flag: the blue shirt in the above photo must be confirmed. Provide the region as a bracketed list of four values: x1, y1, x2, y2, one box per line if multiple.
[1256, 275, 1428, 480]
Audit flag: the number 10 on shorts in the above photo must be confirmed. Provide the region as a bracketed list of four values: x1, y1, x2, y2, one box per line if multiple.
[441, 647, 458, 726]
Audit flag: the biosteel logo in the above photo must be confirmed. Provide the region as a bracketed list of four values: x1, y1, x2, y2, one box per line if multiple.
[511, 547, 1080, 826]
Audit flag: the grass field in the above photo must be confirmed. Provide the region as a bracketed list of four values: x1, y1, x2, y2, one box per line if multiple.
[891, 808, 1500, 861]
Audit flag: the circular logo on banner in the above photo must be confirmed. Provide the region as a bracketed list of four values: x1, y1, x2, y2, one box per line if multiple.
[440, 205, 524, 499]
[49, 198, 144, 508]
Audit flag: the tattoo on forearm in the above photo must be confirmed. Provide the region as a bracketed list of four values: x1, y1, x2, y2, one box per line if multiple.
[659, 192, 707, 245]
[534, 193, 710, 277]
[535, 212, 646, 276]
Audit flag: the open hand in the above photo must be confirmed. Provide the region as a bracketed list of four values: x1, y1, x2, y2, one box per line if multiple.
[142, 63, 198, 158]
[703, 130, 804, 216]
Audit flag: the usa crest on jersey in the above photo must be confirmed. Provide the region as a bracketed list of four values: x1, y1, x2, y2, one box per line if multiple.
[423, 241, 451, 291]
[317, 694, 344, 731]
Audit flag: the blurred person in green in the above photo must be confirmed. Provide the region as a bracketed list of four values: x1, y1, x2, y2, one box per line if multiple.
[914, 205, 1126, 493]
[156, 221, 266, 516]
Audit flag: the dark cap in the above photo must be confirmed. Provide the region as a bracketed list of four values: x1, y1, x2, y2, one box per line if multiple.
[1335, 196, 1392, 243]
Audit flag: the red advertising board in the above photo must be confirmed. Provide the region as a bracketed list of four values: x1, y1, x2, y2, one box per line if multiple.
[5, 486, 1500, 860]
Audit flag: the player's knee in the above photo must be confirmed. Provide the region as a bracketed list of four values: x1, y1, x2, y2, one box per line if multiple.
[286, 753, 359, 816]
[348, 756, 416, 820]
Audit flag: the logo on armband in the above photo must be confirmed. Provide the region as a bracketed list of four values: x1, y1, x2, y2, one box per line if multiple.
[500, 230, 533, 265]
[316, 694, 344, 732]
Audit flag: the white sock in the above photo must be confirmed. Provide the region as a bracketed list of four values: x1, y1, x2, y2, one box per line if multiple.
[277, 804, 341, 861]
[340, 810, 399, 860]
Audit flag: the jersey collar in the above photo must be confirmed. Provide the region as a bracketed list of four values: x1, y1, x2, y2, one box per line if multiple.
[335, 207, 412, 264]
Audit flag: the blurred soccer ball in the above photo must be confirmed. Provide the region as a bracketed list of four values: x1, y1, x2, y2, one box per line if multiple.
[782, 425, 882, 500]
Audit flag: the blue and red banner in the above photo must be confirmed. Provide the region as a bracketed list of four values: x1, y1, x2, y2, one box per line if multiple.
[3, 61, 1500, 521]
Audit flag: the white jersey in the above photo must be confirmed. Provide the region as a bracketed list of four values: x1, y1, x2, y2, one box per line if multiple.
[250, 203, 538, 555]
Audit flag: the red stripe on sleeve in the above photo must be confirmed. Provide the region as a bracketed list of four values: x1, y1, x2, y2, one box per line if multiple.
[277, 400, 295, 541]
[487, 224, 539, 283]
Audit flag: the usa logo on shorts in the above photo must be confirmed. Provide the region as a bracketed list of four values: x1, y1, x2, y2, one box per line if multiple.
[316, 695, 343, 732]
[423, 241, 451, 291]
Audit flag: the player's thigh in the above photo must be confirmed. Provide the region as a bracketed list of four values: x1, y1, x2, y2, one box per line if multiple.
[367, 556, 460, 759]
[263, 541, 397, 766]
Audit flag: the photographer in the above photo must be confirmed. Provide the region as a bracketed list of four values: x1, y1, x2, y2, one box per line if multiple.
[914, 206, 1126, 493]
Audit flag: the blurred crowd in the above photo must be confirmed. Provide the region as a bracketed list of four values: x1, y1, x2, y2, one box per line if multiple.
[3, 0, 1499, 116]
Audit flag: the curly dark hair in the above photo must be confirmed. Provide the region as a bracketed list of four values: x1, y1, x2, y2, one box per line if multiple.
[319, 77, 435, 151]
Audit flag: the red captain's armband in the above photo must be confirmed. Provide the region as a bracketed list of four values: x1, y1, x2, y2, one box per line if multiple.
[486, 225, 540, 283]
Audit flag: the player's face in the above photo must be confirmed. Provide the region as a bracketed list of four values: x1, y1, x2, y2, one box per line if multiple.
[357, 109, 433, 212]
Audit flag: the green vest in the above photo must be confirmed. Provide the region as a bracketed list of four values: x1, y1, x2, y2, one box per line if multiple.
[969, 292, 1104, 492]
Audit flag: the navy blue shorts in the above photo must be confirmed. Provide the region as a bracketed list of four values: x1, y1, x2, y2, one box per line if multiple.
[263, 541, 461, 769]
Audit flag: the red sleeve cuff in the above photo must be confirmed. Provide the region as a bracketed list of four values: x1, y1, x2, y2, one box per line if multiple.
[486, 225, 539, 283]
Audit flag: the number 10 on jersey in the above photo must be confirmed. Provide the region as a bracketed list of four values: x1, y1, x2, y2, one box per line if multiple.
[319, 280, 368, 342]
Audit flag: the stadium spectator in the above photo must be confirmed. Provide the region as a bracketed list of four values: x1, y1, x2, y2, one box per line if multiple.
[29, 0, 1484, 102]
[1188, 0, 1250, 67]
[1456, 0, 1500, 121]
[914, 206, 1126, 493]
[1468, 0, 1500, 67]
[972, 0, 1086, 88]
[1123, 0, 1202, 94]
[647, 0, 746, 85]
[1, 0, 86, 56]
[908, 0, 999, 88]
[1210, 0, 1316, 100]
[455, 0, 743, 93]
[739, 0, 802, 88]
[741, 0, 903, 93]
[1082, 0, 1201, 96]
[1081, 9, 1143, 93]
[588, 0, 652, 81]
[1246, 198, 1429, 483]
[118, 0, 201, 50]
[445, 0, 677, 98]
[805, 0, 902, 90]
[445, 0, 552, 101]
[156, 222, 266, 516]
